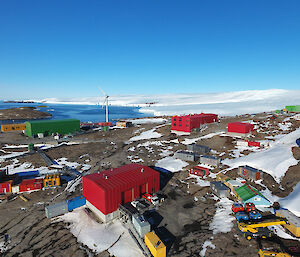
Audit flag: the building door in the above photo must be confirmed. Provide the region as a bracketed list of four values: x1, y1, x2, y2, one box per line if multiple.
[256, 172, 260, 180]
[122, 189, 132, 204]
[139, 183, 147, 195]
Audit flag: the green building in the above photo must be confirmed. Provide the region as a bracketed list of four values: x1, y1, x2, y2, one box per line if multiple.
[234, 184, 270, 207]
[285, 105, 300, 113]
[25, 119, 80, 138]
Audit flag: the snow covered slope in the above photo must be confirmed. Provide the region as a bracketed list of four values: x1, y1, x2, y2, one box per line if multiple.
[34, 89, 300, 116]
[223, 128, 300, 183]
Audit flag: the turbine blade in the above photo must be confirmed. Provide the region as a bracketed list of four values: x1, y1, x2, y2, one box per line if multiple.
[99, 86, 106, 96]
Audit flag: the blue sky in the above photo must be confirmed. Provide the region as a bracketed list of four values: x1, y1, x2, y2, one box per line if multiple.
[0, 0, 299, 99]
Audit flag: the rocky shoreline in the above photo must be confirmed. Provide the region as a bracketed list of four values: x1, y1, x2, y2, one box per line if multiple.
[0, 107, 52, 121]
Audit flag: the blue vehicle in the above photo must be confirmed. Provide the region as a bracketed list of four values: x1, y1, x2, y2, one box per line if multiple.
[235, 211, 249, 222]
[248, 211, 262, 220]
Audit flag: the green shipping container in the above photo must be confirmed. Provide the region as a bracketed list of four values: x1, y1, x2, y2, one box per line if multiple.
[25, 119, 80, 138]
[285, 105, 300, 113]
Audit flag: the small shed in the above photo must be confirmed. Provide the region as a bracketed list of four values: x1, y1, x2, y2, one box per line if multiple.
[228, 122, 254, 137]
[116, 121, 133, 128]
[210, 181, 230, 198]
[234, 184, 270, 207]
[1, 123, 26, 132]
[246, 140, 261, 147]
[275, 209, 300, 237]
[19, 178, 43, 193]
[190, 166, 210, 178]
[200, 155, 220, 167]
[238, 165, 263, 181]
[132, 214, 151, 238]
[175, 151, 199, 162]
[187, 144, 211, 154]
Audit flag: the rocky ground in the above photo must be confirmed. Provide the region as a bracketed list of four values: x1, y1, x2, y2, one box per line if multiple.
[0, 112, 300, 256]
[0, 107, 51, 120]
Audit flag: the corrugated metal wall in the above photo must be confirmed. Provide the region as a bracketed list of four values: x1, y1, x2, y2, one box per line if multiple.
[25, 119, 80, 137]
[83, 166, 160, 215]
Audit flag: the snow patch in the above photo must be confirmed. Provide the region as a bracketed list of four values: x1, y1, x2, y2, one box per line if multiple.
[57, 208, 143, 257]
[223, 128, 300, 182]
[200, 240, 216, 257]
[210, 198, 235, 234]
[129, 129, 162, 142]
[155, 156, 188, 172]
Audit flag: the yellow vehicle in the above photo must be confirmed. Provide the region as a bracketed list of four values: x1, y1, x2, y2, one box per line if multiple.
[144, 231, 166, 257]
[258, 249, 291, 257]
[43, 174, 61, 188]
[238, 218, 287, 240]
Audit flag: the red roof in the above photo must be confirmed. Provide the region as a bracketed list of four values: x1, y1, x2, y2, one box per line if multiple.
[84, 164, 157, 190]
[83, 164, 160, 215]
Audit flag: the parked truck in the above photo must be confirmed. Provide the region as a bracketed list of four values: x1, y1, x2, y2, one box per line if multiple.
[237, 218, 287, 240]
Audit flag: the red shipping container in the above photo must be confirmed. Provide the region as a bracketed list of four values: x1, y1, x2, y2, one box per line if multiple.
[0, 180, 13, 194]
[19, 178, 43, 192]
[190, 166, 210, 177]
[246, 140, 261, 147]
[171, 113, 218, 132]
[83, 164, 160, 215]
[228, 122, 254, 134]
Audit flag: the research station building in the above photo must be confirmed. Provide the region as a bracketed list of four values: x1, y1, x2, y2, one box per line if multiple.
[83, 164, 160, 223]
[171, 113, 218, 133]
[25, 119, 80, 138]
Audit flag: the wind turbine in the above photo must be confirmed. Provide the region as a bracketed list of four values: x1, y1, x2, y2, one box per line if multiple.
[99, 86, 109, 122]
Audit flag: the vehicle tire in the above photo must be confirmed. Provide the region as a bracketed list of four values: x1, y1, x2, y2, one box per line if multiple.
[245, 233, 252, 240]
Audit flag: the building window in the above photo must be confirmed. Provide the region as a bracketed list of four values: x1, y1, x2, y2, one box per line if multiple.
[179, 118, 182, 121]
[173, 123, 176, 126]
[173, 118, 176, 121]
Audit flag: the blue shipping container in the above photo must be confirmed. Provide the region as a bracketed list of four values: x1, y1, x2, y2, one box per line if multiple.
[68, 195, 86, 211]
[60, 175, 73, 182]
[16, 170, 40, 177]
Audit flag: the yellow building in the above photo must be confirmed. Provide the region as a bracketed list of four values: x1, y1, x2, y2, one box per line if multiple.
[43, 174, 61, 188]
[216, 173, 231, 182]
[276, 209, 300, 237]
[116, 121, 133, 128]
[1, 123, 26, 132]
[144, 232, 166, 257]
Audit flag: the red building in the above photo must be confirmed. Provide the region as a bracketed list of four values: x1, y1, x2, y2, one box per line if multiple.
[83, 164, 160, 222]
[171, 113, 218, 133]
[228, 122, 254, 136]
[190, 166, 210, 177]
[246, 139, 261, 147]
[19, 178, 43, 193]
